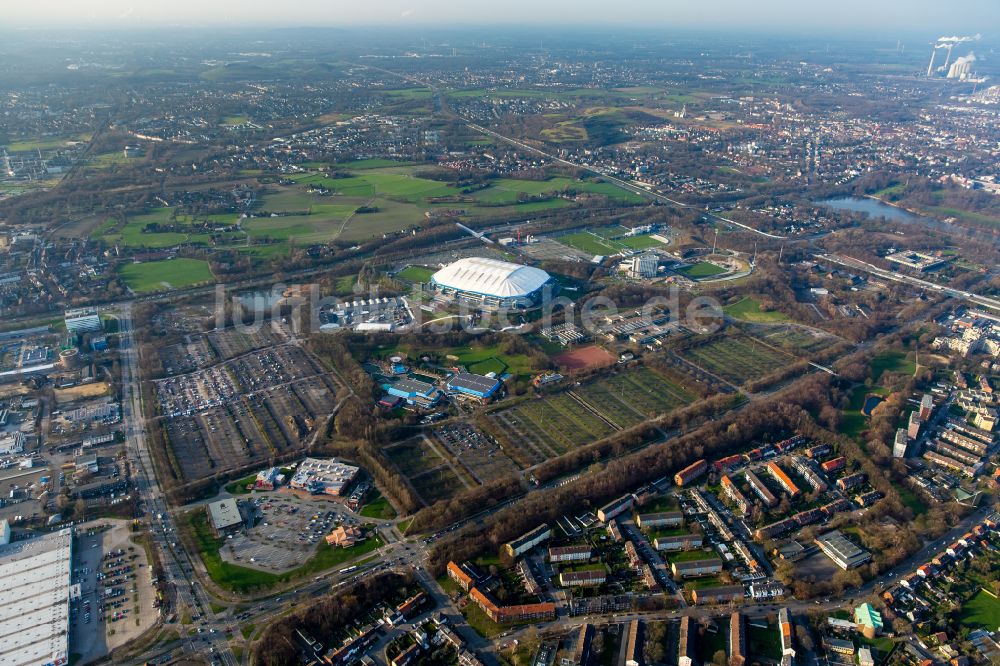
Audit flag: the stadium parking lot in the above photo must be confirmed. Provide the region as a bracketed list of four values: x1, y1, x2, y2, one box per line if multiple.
[219, 493, 362, 573]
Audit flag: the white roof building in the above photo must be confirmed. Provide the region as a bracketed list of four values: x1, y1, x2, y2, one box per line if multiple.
[0, 528, 72, 666]
[431, 257, 550, 300]
[207, 498, 243, 533]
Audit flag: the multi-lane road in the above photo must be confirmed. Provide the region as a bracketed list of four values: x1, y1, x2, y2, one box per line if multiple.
[118, 303, 240, 666]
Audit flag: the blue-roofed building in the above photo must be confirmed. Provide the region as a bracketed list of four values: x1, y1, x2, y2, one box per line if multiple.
[383, 377, 442, 408]
[446, 373, 502, 401]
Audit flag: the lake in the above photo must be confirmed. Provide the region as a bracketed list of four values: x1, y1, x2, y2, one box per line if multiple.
[817, 196, 926, 224]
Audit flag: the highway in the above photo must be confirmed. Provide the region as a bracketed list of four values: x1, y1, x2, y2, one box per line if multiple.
[817, 253, 1000, 312]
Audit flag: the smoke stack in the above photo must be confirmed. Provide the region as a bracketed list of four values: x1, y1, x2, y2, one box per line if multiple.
[943, 43, 955, 70]
[927, 46, 937, 77]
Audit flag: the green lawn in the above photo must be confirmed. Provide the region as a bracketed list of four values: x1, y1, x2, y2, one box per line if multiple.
[960, 589, 1000, 629]
[559, 231, 627, 255]
[462, 602, 507, 639]
[748, 624, 783, 661]
[96, 207, 233, 248]
[723, 297, 788, 323]
[619, 235, 665, 250]
[186, 511, 382, 593]
[225, 474, 257, 495]
[677, 261, 727, 279]
[870, 350, 916, 381]
[359, 493, 397, 520]
[119, 258, 215, 293]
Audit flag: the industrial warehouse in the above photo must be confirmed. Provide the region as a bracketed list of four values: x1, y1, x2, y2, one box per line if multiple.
[0, 527, 73, 666]
[430, 257, 553, 310]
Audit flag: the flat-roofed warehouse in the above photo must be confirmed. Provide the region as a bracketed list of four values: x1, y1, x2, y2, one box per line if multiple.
[815, 529, 872, 570]
[430, 257, 553, 309]
[0, 528, 72, 666]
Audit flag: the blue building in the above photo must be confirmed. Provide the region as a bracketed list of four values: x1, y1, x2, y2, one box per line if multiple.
[446, 373, 502, 400]
[383, 377, 442, 408]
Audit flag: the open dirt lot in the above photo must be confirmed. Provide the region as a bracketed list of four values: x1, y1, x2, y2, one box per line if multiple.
[553, 344, 616, 371]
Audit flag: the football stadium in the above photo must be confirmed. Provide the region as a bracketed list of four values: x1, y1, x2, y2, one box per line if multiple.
[430, 257, 553, 310]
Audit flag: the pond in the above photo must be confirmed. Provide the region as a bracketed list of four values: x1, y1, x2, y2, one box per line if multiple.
[861, 394, 884, 417]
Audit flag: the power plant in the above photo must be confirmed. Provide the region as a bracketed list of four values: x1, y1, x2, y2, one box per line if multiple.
[926, 34, 981, 78]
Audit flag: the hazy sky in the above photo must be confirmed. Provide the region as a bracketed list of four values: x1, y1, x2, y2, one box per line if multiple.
[6, 0, 998, 32]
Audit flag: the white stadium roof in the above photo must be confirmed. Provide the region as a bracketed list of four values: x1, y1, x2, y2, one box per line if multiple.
[431, 257, 550, 299]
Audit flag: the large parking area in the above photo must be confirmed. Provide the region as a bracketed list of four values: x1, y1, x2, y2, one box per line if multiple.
[155, 342, 343, 484]
[218, 493, 364, 573]
[70, 520, 158, 665]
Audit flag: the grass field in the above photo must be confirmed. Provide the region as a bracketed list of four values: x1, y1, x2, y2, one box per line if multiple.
[395, 265, 436, 283]
[960, 589, 1000, 629]
[186, 511, 381, 593]
[359, 493, 397, 520]
[96, 166, 644, 254]
[4, 133, 91, 152]
[723, 297, 788, 323]
[677, 261, 727, 279]
[679, 335, 793, 386]
[120, 258, 214, 293]
[96, 207, 238, 248]
[870, 350, 916, 381]
[558, 227, 664, 255]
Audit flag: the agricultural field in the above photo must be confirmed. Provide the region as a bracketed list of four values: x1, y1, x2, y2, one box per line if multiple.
[119, 258, 215, 293]
[678, 335, 795, 387]
[382, 436, 475, 506]
[573, 367, 699, 428]
[490, 393, 617, 462]
[488, 366, 702, 464]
